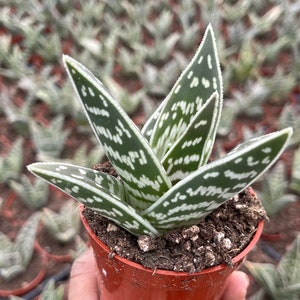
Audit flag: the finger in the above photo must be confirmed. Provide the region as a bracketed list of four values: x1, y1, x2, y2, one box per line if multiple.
[221, 271, 249, 300]
[68, 248, 99, 300]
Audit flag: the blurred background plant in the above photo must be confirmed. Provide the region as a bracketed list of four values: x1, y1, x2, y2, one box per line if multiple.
[0, 213, 41, 280]
[246, 234, 300, 300]
[0, 0, 299, 296]
[9, 175, 49, 210]
[30, 115, 69, 161]
[0, 138, 23, 184]
[39, 279, 65, 300]
[256, 162, 297, 216]
[41, 200, 81, 244]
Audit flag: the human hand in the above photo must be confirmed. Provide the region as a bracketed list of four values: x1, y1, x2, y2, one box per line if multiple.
[221, 270, 249, 300]
[68, 248, 99, 299]
[68, 248, 249, 300]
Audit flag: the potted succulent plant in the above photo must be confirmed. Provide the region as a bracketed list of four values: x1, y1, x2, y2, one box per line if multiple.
[28, 25, 292, 299]
[35, 199, 82, 262]
[0, 213, 48, 297]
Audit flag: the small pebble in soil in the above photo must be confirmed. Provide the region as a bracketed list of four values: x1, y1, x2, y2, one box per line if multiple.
[222, 238, 232, 250]
[182, 225, 200, 239]
[183, 240, 192, 251]
[165, 231, 184, 244]
[214, 231, 225, 242]
[205, 250, 216, 266]
[107, 223, 118, 232]
[137, 235, 157, 252]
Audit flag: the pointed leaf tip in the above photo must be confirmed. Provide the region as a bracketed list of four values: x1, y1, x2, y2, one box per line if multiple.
[143, 127, 292, 232]
[162, 92, 221, 182]
[63, 55, 172, 210]
[27, 162, 160, 236]
[149, 24, 223, 159]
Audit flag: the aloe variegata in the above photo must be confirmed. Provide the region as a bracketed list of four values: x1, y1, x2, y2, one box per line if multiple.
[28, 25, 293, 237]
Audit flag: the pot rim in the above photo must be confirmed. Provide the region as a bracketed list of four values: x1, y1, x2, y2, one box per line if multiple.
[80, 204, 263, 276]
[34, 238, 73, 263]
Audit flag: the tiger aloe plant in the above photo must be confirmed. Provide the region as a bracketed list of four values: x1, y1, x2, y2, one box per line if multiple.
[28, 25, 292, 237]
[246, 233, 300, 300]
[42, 200, 81, 244]
[0, 213, 41, 280]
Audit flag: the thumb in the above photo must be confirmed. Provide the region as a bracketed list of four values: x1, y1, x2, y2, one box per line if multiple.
[221, 271, 250, 300]
[68, 248, 99, 300]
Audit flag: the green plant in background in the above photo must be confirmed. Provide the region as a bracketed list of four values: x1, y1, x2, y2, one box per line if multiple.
[0, 32, 31, 79]
[246, 233, 300, 300]
[68, 236, 88, 260]
[175, 0, 199, 51]
[142, 33, 180, 65]
[33, 32, 62, 63]
[30, 115, 70, 161]
[247, 5, 283, 38]
[0, 138, 23, 184]
[39, 279, 65, 300]
[290, 146, 300, 194]
[103, 77, 147, 114]
[28, 25, 292, 237]
[35, 77, 74, 115]
[42, 200, 81, 244]
[217, 80, 269, 136]
[261, 69, 296, 104]
[254, 36, 290, 64]
[9, 175, 49, 210]
[257, 161, 297, 216]
[142, 10, 178, 64]
[141, 55, 187, 97]
[227, 39, 259, 83]
[198, 0, 221, 30]
[117, 46, 145, 78]
[144, 10, 173, 40]
[278, 104, 300, 147]
[0, 213, 41, 280]
[71, 144, 105, 168]
[220, 0, 251, 23]
[278, 1, 300, 68]
[0, 88, 32, 135]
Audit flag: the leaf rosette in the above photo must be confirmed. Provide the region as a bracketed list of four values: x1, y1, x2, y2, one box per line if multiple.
[28, 25, 293, 236]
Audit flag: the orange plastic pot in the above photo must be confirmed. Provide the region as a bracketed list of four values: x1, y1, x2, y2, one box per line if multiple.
[35, 239, 73, 263]
[80, 205, 263, 300]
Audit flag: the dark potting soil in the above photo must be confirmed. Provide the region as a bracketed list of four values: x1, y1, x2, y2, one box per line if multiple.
[83, 162, 267, 273]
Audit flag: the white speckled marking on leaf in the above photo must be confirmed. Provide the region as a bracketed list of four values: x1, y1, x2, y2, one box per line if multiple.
[63, 55, 172, 210]
[162, 92, 220, 182]
[28, 162, 159, 236]
[143, 128, 292, 232]
[147, 24, 223, 160]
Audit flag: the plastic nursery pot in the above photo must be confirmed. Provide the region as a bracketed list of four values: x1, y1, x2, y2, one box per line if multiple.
[0, 244, 48, 298]
[35, 237, 73, 263]
[80, 205, 263, 300]
[1, 191, 17, 220]
[35, 224, 73, 263]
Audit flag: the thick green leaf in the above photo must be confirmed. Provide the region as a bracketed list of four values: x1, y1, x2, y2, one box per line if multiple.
[63, 55, 171, 210]
[15, 212, 41, 267]
[285, 283, 300, 294]
[245, 262, 281, 298]
[142, 128, 292, 232]
[28, 163, 159, 236]
[258, 162, 297, 216]
[277, 233, 300, 286]
[148, 24, 223, 159]
[162, 92, 220, 183]
[141, 100, 165, 141]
